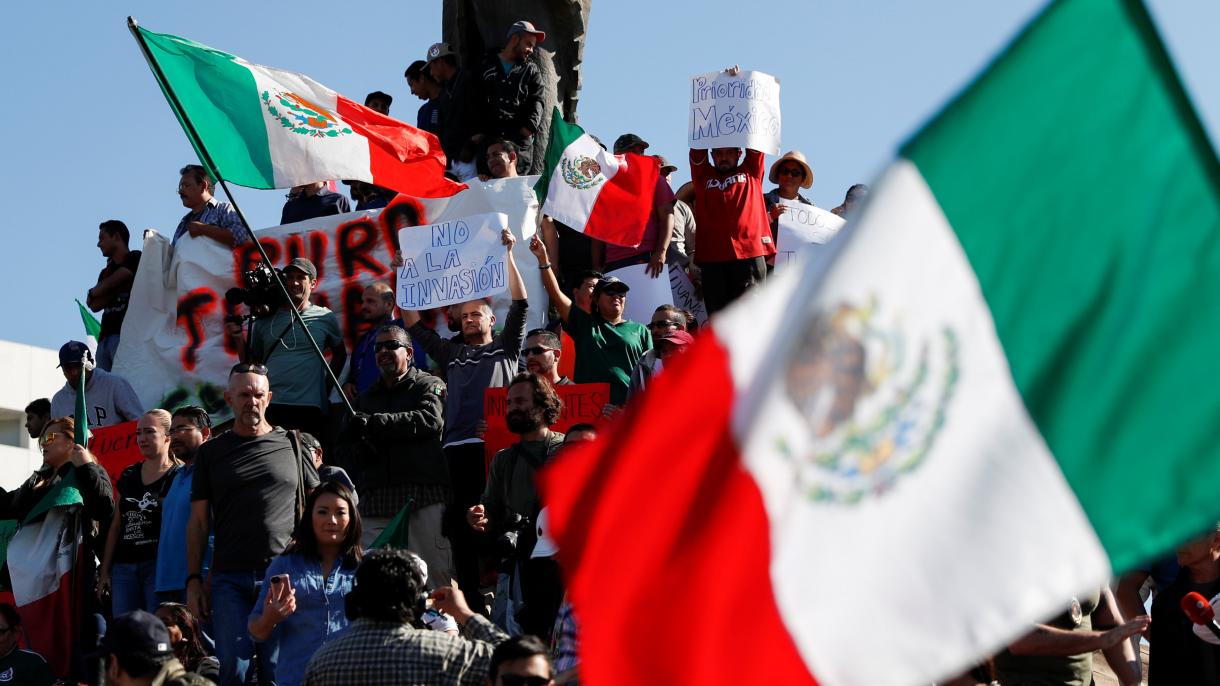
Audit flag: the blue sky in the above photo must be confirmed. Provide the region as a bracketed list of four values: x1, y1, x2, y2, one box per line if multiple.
[1, 1, 1217, 351]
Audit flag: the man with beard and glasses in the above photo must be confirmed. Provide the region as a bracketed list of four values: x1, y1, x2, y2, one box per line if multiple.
[346, 325, 451, 587]
[187, 365, 320, 686]
[156, 407, 215, 606]
[467, 374, 565, 636]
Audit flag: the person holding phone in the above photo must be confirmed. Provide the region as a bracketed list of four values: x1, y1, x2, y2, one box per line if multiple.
[248, 482, 362, 686]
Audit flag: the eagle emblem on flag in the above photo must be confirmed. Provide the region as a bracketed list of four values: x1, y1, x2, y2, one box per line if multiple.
[262, 90, 354, 138]
[560, 155, 606, 190]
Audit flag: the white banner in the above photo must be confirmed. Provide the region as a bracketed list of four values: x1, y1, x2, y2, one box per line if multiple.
[776, 205, 846, 267]
[605, 263, 709, 327]
[113, 178, 543, 421]
[396, 212, 510, 309]
[688, 70, 782, 155]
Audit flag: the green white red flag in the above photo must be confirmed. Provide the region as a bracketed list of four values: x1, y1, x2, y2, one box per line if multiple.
[541, 0, 1220, 683]
[132, 22, 464, 198]
[535, 109, 660, 247]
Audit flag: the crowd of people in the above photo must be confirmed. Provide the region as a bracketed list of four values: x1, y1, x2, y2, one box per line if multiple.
[6, 13, 1215, 686]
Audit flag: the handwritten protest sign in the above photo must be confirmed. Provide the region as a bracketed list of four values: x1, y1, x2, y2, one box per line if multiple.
[689, 70, 781, 155]
[396, 212, 510, 310]
[775, 205, 847, 267]
[605, 263, 708, 326]
[483, 383, 610, 463]
[87, 420, 142, 486]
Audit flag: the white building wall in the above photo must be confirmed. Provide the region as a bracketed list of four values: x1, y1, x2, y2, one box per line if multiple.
[0, 341, 67, 489]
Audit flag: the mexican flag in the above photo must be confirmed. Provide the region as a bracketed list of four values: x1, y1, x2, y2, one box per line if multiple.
[75, 300, 100, 355]
[535, 109, 660, 247]
[132, 22, 464, 198]
[541, 0, 1220, 684]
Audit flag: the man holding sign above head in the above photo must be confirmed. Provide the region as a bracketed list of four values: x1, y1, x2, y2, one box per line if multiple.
[688, 65, 778, 314]
[530, 236, 651, 408]
[402, 227, 528, 611]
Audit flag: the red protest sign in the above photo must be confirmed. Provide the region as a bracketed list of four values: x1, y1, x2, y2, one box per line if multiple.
[87, 420, 143, 486]
[483, 383, 610, 464]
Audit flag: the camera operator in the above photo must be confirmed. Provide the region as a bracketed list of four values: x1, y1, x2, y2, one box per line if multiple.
[467, 373, 564, 636]
[224, 258, 346, 433]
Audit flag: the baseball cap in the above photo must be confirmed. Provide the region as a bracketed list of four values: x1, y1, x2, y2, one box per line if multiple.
[613, 133, 649, 154]
[283, 257, 317, 280]
[593, 276, 630, 297]
[93, 610, 173, 662]
[57, 341, 93, 368]
[531, 507, 558, 558]
[425, 42, 456, 64]
[506, 20, 546, 42]
[656, 330, 695, 347]
[654, 154, 678, 174]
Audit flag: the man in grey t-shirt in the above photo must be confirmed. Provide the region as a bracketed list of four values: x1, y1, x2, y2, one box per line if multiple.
[186, 364, 320, 686]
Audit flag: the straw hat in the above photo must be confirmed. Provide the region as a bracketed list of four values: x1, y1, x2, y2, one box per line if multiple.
[768, 150, 814, 189]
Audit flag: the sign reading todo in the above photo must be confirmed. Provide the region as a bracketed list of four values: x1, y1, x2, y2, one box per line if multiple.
[689, 70, 781, 155]
[776, 205, 846, 267]
[397, 212, 510, 309]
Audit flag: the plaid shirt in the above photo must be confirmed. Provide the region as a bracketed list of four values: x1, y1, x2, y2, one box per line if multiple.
[173, 197, 251, 246]
[302, 615, 508, 686]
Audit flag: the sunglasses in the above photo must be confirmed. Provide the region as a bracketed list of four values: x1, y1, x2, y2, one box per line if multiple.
[499, 676, 550, 686]
[374, 340, 408, 351]
[38, 432, 66, 448]
[230, 363, 268, 376]
[778, 167, 805, 177]
[648, 320, 681, 329]
[521, 346, 555, 356]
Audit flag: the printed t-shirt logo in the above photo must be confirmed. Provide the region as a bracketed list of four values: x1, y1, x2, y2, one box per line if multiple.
[262, 90, 354, 138]
[776, 296, 959, 504]
[0, 667, 12, 682]
[560, 155, 606, 190]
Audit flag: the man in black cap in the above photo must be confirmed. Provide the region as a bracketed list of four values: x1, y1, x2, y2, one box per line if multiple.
[49, 341, 143, 427]
[97, 610, 195, 685]
[475, 20, 548, 175]
[363, 90, 393, 116]
[529, 237, 651, 406]
[426, 42, 477, 173]
[225, 257, 346, 432]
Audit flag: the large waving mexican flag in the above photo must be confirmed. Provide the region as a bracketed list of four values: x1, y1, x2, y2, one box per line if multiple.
[131, 21, 463, 198]
[542, 0, 1220, 684]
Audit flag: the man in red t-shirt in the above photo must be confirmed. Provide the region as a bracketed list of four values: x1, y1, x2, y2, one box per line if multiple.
[688, 143, 773, 314]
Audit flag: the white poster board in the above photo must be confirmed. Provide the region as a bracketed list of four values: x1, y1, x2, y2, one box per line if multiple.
[689, 70, 782, 155]
[606, 263, 709, 326]
[396, 212, 510, 309]
[776, 205, 846, 267]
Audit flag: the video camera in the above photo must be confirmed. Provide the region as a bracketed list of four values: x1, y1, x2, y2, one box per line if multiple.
[225, 263, 289, 319]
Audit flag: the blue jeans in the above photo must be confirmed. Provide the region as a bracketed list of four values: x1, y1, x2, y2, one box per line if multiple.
[211, 570, 278, 686]
[95, 335, 119, 371]
[111, 560, 158, 617]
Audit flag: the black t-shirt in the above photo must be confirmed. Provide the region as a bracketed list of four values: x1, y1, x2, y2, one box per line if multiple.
[1149, 570, 1220, 685]
[191, 428, 320, 573]
[98, 250, 142, 339]
[0, 646, 56, 686]
[114, 463, 178, 563]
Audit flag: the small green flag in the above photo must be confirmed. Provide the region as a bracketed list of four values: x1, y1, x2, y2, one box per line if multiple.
[369, 499, 414, 550]
[75, 300, 101, 354]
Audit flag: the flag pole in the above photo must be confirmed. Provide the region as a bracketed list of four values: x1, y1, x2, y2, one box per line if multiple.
[127, 17, 355, 417]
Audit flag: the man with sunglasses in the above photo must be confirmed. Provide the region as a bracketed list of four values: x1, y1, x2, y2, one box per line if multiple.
[187, 364, 320, 686]
[488, 635, 555, 686]
[522, 329, 571, 387]
[155, 406, 214, 605]
[347, 325, 451, 587]
[764, 150, 816, 271]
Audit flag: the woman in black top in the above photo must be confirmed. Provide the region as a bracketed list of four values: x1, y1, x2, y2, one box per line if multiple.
[98, 409, 180, 616]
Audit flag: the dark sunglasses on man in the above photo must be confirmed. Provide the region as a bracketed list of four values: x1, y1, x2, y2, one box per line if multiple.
[374, 340, 408, 352]
[229, 362, 268, 376]
[778, 166, 805, 177]
[521, 346, 555, 356]
[498, 676, 551, 686]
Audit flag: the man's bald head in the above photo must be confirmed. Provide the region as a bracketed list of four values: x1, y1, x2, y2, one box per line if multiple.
[361, 281, 396, 322]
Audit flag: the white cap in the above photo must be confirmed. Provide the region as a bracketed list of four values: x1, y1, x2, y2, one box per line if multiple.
[530, 507, 558, 558]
